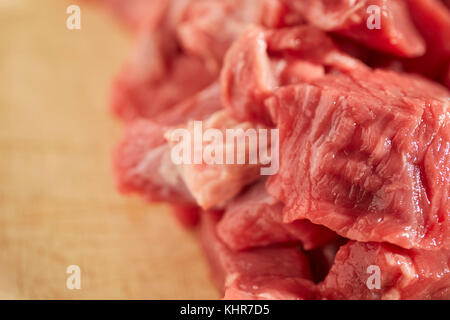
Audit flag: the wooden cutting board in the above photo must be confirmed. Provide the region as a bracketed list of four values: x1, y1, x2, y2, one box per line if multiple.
[0, 0, 218, 299]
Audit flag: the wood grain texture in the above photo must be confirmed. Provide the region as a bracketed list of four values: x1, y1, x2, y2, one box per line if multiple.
[0, 0, 218, 299]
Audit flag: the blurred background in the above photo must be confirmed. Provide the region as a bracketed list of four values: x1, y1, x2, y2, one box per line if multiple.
[0, 0, 217, 299]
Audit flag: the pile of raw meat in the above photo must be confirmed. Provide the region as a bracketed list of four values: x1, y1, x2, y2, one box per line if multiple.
[92, 0, 449, 299]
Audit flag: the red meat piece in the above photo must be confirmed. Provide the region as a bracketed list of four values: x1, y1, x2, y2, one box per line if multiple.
[221, 26, 277, 126]
[111, 53, 215, 122]
[113, 84, 223, 205]
[305, 237, 348, 283]
[199, 211, 312, 293]
[445, 0, 450, 9]
[403, 0, 450, 80]
[170, 204, 200, 228]
[165, 110, 267, 210]
[87, 0, 160, 30]
[217, 180, 337, 251]
[291, 0, 425, 57]
[267, 69, 450, 250]
[113, 119, 194, 204]
[221, 25, 366, 125]
[152, 82, 223, 126]
[177, 0, 265, 71]
[320, 241, 450, 300]
[109, 0, 216, 122]
[223, 276, 318, 300]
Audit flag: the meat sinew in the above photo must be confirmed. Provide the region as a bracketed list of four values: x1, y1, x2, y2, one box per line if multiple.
[93, 0, 450, 300]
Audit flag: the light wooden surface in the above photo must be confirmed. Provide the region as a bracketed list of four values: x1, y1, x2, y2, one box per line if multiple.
[0, 0, 218, 299]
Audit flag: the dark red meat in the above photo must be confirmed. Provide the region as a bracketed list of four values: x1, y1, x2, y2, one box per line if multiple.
[87, 0, 159, 30]
[404, 0, 450, 80]
[305, 237, 348, 283]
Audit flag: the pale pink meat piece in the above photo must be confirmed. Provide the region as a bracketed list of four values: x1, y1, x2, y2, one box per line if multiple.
[165, 110, 271, 209]
[113, 119, 193, 204]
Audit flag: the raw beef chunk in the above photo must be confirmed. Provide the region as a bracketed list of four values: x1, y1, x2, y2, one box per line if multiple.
[403, 0, 450, 80]
[267, 69, 450, 250]
[99, 0, 450, 300]
[221, 26, 277, 126]
[170, 204, 200, 228]
[261, 0, 306, 28]
[199, 211, 312, 293]
[223, 276, 318, 300]
[217, 180, 337, 251]
[165, 111, 270, 209]
[177, 0, 265, 71]
[111, 52, 215, 122]
[152, 82, 223, 126]
[88, 0, 160, 30]
[113, 119, 194, 204]
[221, 25, 365, 125]
[109, 0, 216, 122]
[291, 0, 426, 57]
[114, 84, 223, 205]
[320, 241, 450, 300]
